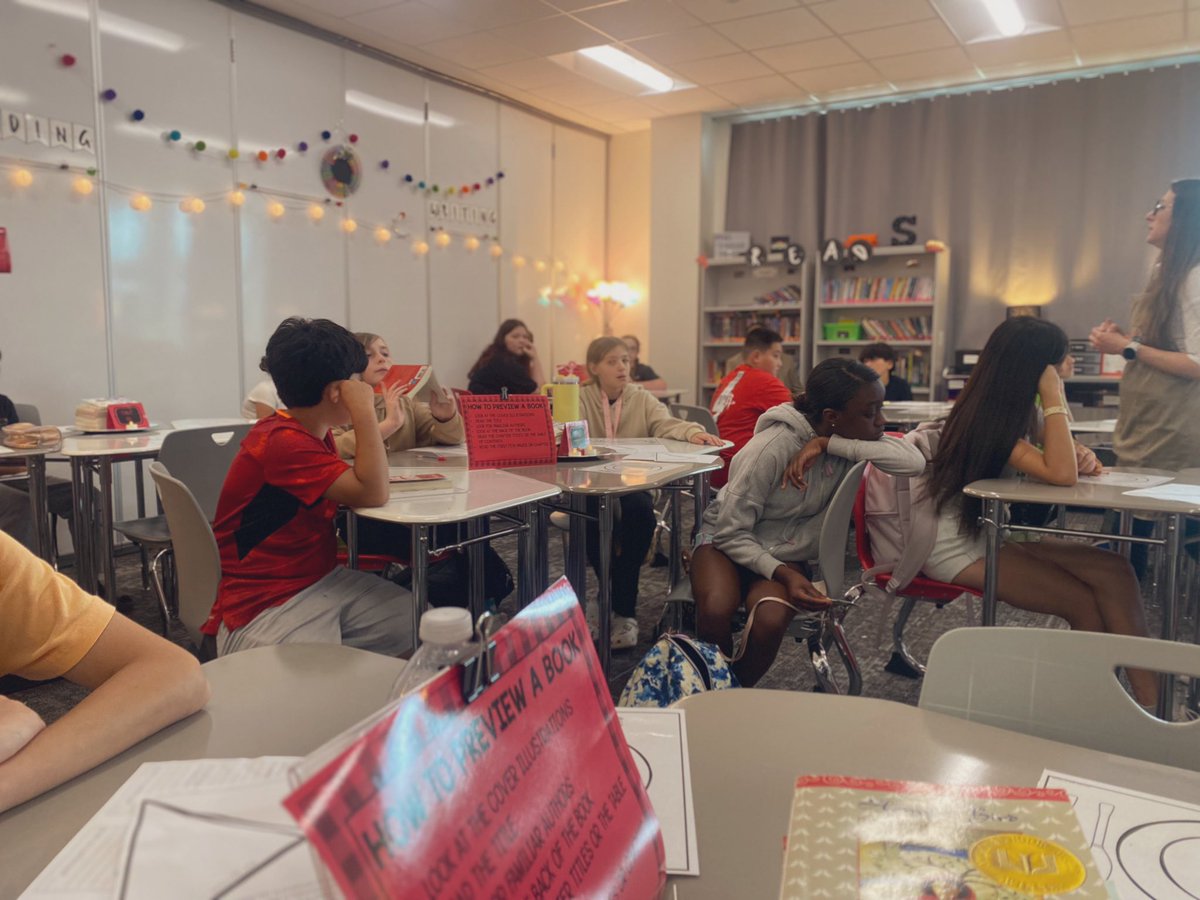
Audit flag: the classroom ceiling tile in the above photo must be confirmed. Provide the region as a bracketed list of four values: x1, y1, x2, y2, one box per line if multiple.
[1071, 12, 1187, 62]
[626, 25, 742, 63]
[1058, 0, 1182, 28]
[872, 45, 977, 81]
[753, 36, 860, 72]
[808, 0, 937, 35]
[345, 1, 477, 44]
[643, 85, 735, 112]
[709, 73, 803, 104]
[786, 59, 883, 91]
[285, 0, 402, 17]
[964, 29, 1077, 70]
[713, 6, 832, 49]
[543, 0, 629, 11]
[580, 97, 666, 120]
[842, 19, 959, 59]
[420, 32, 533, 69]
[671, 51, 775, 83]
[672, 0, 802, 24]
[478, 57, 580, 89]
[531, 78, 632, 105]
[573, 0, 704, 39]
[415, 0, 556, 29]
[490, 14, 611, 54]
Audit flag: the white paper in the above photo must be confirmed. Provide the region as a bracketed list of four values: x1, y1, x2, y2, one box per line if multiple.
[1069, 419, 1119, 434]
[592, 439, 668, 455]
[622, 450, 714, 464]
[409, 445, 469, 458]
[1040, 770, 1200, 900]
[1122, 483, 1200, 503]
[579, 460, 692, 481]
[20, 758, 318, 900]
[1077, 473, 1173, 488]
[615, 708, 700, 876]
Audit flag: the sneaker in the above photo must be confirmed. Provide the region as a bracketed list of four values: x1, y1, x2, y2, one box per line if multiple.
[584, 601, 599, 641]
[611, 615, 639, 650]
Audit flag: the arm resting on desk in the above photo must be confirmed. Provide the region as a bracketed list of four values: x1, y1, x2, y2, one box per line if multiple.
[0, 614, 210, 813]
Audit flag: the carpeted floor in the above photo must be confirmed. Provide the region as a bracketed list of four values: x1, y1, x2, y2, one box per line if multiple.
[15, 505, 1188, 727]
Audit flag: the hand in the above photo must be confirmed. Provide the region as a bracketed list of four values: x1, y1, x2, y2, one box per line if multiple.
[332, 378, 377, 422]
[0, 697, 45, 765]
[772, 565, 831, 611]
[1075, 442, 1103, 476]
[522, 340, 538, 361]
[429, 387, 457, 423]
[379, 382, 406, 434]
[689, 432, 723, 446]
[1037, 365, 1065, 406]
[782, 437, 829, 489]
[1089, 320, 1130, 354]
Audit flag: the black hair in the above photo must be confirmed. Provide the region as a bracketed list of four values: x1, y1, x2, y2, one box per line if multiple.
[258, 355, 269, 373]
[744, 327, 783, 352]
[1137, 178, 1200, 349]
[794, 358, 879, 427]
[859, 342, 896, 364]
[263, 317, 367, 409]
[926, 317, 1068, 536]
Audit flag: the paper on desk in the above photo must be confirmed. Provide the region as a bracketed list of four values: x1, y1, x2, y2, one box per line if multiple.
[1122, 482, 1200, 503]
[1040, 770, 1200, 900]
[1077, 473, 1173, 488]
[615, 708, 699, 876]
[20, 757, 318, 900]
[409, 445, 469, 458]
[622, 449, 711, 464]
[579, 460, 692, 481]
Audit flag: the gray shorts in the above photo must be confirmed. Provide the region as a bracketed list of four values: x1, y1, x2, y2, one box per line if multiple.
[217, 566, 416, 658]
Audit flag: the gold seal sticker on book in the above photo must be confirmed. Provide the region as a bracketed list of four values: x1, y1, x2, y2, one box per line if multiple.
[970, 833, 1087, 895]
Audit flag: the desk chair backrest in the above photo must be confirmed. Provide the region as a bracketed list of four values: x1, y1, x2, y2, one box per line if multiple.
[815, 461, 866, 598]
[668, 403, 717, 435]
[921, 627, 1200, 770]
[157, 424, 251, 521]
[149, 461, 219, 648]
[12, 403, 40, 425]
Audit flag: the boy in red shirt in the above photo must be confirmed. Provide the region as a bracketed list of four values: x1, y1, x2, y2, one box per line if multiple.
[204, 317, 414, 657]
[710, 327, 794, 488]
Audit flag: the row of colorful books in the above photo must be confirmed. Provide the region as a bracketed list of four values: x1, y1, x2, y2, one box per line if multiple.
[823, 275, 934, 303]
[707, 311, 802, 341]
[860, 316, 931, 340]
[752, 284, 804, 306]
[892, 349, 929, 386]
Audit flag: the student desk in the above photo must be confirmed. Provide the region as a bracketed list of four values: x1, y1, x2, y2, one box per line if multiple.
[0, 644, 404, 898]
[347, 466, 560, 642]
[668, 689, 1200, 899]
[1069, 418, 1118, 435]
[964, 468, 1200, 718]
[881, 399, 953, 427]
[0, 442, 53, 561]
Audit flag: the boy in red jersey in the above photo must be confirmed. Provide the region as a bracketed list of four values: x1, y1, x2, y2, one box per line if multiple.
[710, 327, 793, 488]
[204, 318, 414, 657]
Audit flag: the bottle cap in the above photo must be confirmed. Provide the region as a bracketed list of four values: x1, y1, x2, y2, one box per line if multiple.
[419, 607, 473, 645]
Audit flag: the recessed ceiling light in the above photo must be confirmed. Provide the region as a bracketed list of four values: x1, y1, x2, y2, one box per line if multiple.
[577, 46, 674, 94]
[980, 0, 1025, 37]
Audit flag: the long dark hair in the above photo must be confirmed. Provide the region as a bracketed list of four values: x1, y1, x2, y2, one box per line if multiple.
[794, 358, 878, 428]
[1136, 178, 1200, 349]
[468, 319, 531, 380]
[927, 317, 1068, 535]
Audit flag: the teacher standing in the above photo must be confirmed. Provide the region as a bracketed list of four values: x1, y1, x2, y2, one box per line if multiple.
[1090, 179, 1200, 470]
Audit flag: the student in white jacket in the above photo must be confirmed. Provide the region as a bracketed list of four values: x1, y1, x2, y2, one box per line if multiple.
[692, 358, 924, 686]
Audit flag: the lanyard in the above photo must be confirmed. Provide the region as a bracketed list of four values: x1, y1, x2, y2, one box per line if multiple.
[602, 392, 624, 439]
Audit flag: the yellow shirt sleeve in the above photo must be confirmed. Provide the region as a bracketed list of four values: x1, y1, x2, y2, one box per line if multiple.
[0, 531, 116, 680]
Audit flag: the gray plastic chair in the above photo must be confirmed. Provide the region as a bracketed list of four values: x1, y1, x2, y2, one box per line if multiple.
[149, 461, 220, 655]
[920, 626, 1200, 770]
[12, 402, 40, 425]
[668, 403, 718, 436]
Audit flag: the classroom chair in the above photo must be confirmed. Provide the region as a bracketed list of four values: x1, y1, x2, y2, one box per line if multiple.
[148, 461, 219, 658]
[668, 403, 718, 436]
[11, 402, 68, 566]
[853, 475, 980, 678]
[920, 627, 1200, 770]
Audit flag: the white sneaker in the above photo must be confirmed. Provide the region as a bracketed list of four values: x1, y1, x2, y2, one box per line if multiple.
[611, 615, 639, 650]
[584, 601, 599, 641]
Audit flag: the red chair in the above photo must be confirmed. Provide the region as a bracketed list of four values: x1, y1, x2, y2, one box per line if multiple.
[852, 474, 980, 678]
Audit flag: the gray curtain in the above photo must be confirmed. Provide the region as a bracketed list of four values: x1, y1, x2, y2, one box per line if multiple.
[727, 63, 1200, 350]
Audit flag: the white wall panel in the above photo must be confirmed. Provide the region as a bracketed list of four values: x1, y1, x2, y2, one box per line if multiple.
[498, 106, 553, 372]
[232, 12, 346, 380]
[426, 83, 499, 390]
[343, 53, 429, 362]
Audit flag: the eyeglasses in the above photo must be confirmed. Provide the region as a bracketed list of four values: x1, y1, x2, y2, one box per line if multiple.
[1150, 200, 1169, 216]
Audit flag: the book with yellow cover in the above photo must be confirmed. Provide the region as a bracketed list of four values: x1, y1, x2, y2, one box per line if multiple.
[780, 776, 1106, 899]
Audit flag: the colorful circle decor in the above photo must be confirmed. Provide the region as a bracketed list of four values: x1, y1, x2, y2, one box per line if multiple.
[320, 145, 362, 199]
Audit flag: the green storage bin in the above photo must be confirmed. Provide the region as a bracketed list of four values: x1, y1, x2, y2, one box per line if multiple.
[823, 321, 861, 341]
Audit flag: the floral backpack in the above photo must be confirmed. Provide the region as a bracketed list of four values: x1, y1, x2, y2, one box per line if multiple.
[618, 632, 738, 708]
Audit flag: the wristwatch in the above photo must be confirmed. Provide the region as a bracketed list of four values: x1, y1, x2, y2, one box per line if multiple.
[1122, 338, 1142, 361]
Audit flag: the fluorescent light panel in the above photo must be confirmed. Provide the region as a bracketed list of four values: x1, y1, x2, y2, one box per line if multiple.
[577, 46, 674, 94]
[980, 0, 1025, 37]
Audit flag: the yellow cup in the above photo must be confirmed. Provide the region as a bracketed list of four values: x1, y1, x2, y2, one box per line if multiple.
[540, 381, 580, 424]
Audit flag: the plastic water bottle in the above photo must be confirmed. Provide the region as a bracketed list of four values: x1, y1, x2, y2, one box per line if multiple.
[389, 607, 475, 699]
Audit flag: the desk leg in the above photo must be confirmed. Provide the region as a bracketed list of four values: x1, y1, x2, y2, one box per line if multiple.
[345, 513, 358, 570]
[410, 525, 429, 641]
[667, 486, 682, 592]
[134, 460, 147, 518]
[693, 472, 711, 535]
[25, 456, 51, 563]
[516, 503, 539, 608]
[467, 517, 486, 619]
[567, 495, 587, 600]
[98, 459, 116, 603]
[597, 495, 614, 676]
[1156, 515, 1183, 720]
[535, 502, 550, 597]
[1118, 511, 1133, 559]
[982, 497, 1000, 627]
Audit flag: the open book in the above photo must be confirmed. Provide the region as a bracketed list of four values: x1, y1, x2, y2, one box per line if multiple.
[377, 365, 440, 401]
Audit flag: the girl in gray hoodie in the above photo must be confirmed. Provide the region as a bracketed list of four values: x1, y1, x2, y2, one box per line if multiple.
[692, 358, 925, 685]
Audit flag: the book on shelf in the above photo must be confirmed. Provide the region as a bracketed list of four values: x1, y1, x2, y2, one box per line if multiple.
[823, 275, 934, 304]
[779, 775, 1107, 899]
[708, 310, 802, 341]
[858, 316, 930, 341]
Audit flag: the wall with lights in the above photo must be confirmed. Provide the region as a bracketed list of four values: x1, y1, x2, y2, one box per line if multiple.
[0, 0, 609, 434]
